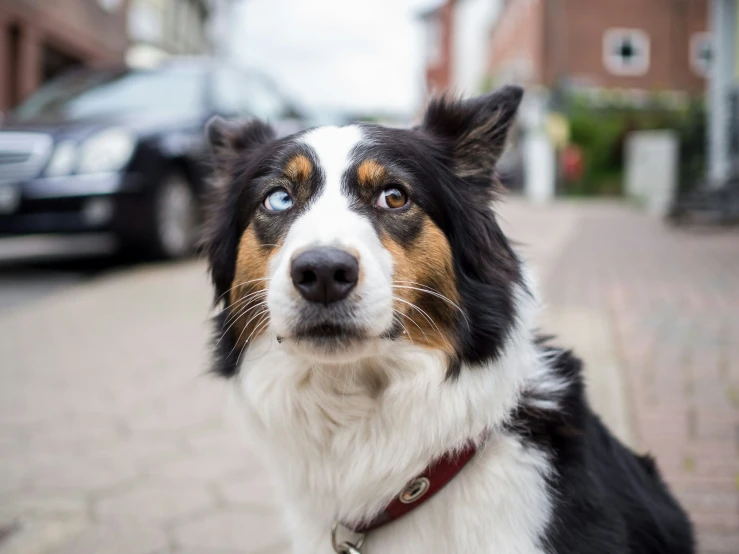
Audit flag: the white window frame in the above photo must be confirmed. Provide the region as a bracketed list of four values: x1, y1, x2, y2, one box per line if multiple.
[690, 32, 713, 77]
[603, 28, 651, 76]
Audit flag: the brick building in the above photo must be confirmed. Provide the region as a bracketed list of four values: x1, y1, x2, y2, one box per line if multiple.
[419, 0, 503, 96]
[0, 0, 129, 113]
[126, 0, 214, 67]
[419, 0, 457, 92]
[0, 0, 216, 115]
[487, 0, 709, 95]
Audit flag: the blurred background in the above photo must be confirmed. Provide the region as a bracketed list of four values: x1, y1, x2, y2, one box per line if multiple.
[0, 0, 737, 553]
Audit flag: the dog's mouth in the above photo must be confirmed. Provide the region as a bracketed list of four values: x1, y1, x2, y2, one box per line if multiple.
[279, 317, 396, 362]
[293, 322, 364, 343]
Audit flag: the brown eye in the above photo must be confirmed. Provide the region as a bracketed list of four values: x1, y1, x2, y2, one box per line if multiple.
[376, 187, 409, 210]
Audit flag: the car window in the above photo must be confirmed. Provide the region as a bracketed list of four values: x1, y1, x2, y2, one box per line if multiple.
[212, 67, 246, 116]
[239, 75, 288, 121]
[13, 68, 205, 121]
[212, 67, 289, 121]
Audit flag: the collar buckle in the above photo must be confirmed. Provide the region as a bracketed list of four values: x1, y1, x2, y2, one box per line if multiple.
[332, 523, 365, 554]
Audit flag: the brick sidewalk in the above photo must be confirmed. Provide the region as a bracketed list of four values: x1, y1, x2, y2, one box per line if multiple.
[535, 203, 739, 553]
[0, 263, 290, 554]
[0, 200, 736, 553]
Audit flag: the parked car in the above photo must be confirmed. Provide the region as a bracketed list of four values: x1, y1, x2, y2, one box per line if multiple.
[0, 59, 308, 259]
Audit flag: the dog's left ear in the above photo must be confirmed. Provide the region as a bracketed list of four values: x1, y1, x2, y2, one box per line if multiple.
[421, 85, 523, 180]
[206, 116, 275, 177]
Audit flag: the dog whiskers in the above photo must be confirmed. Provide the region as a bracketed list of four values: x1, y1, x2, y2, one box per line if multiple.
[216, 301, 268, 352]
[392, 281, 470, 330]
[215, 277, 271, 303]
[393, 296, 444, 340]
[393, 308, 428, 346]
[235, 312, 271, 367]
[223, 291, 268, 326]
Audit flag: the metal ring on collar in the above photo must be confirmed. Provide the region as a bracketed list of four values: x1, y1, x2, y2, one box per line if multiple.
[331, 523, 365, 554]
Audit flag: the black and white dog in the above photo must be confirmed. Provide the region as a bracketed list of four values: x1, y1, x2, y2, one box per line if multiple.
[203, 86, 694, 553]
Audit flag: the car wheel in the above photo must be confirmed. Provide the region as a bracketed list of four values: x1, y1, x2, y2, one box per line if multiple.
[151, 172, 197, 259]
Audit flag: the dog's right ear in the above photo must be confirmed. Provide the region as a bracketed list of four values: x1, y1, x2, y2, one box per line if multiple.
[206, 116, 276, 176]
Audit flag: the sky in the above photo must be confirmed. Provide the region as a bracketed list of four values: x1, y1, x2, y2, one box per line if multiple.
[228, 0, 442, 116]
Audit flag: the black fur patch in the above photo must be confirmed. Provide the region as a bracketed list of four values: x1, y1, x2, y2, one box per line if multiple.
[509, 341, 695, 553]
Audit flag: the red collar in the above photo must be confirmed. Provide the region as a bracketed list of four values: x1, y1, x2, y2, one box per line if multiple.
[345, 438, 480, 535]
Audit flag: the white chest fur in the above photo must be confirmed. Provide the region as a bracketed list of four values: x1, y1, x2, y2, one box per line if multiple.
[235, 326, 559, 554]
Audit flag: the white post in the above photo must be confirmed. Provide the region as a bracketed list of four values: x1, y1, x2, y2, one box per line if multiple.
[521, 92, 556, 204]
[708, 0, 737, 185]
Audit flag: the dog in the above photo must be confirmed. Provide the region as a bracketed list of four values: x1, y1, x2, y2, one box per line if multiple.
[202, 86, 694, 554]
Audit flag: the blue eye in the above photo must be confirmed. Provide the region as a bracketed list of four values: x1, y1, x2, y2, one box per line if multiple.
[264, 188, 293, 211]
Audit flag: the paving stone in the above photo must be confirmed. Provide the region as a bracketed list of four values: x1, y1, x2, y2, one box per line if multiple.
[95, 482, 214, 521]
[147, 452, 255, 482]
[0, 513, 88, 554]
[173, 510, 289, 552]
[25, 454, 138, 492]
[0, 455, 28, 494]
[48, 521, 169, 554]
[174, 549, 287, 554]
[217, 473, 281, 510]
[0, 490, 87, 521]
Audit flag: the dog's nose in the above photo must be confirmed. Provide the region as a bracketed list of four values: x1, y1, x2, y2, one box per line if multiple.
[290, 247, 359, 305]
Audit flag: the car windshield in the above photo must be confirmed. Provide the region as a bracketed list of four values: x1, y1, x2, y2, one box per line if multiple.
[12, 67, 204, 121]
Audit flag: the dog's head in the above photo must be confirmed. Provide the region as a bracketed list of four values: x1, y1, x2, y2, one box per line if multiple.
[204, 86, 525, 376]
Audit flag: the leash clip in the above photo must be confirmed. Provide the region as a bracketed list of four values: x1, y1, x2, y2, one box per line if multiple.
[331, 523, 365, 554]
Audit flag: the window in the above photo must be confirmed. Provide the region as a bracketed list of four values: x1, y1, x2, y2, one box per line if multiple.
[690, 33, 712, 77]
[212, 67, 289, 120]
[13, 68, 204, 121]
[239, 76, 289, 121]
[212, 67, 248, 116]
[603, 29, 650, 76]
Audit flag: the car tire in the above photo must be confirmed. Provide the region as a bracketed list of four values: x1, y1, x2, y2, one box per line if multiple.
[146, 171, 198, 260]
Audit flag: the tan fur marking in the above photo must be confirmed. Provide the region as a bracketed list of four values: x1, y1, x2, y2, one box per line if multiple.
[284, 154, 313, 182]
[382, 217, 459, 354]
[357, 159, 387, 188]
[229, 226, 280, 348]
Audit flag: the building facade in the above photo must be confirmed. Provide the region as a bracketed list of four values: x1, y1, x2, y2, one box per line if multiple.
[0, 0, 216, 114]
[419, 0, 503, 96]
[419, 0, 457, 93]
[126, 0, 213, 67]
[487, 0, 709, 95]
[0, 0, 129, 112]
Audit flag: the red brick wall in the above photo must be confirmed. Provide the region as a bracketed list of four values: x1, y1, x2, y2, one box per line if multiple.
[2, 0, 128, 63]
[487, 0, 708, 94]
[426, 0, 456, 93]
[487, 0, 545, 86]
[0, 0, 128, 111]
[555, 0, 708, 93]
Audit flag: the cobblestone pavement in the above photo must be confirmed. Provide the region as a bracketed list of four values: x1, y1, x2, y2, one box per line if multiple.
[0, 199, 736, 553]
[532, 202, 739, 554]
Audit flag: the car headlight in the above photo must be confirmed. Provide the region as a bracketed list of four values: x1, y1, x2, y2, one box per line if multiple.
[45, 140, 78, 177]
[76, 128, 136, 174]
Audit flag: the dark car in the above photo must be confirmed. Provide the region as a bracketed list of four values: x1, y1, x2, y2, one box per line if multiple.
[0, 59, 307, 259]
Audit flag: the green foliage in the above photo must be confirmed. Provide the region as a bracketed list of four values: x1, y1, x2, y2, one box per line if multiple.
[564, 97, 706, 197]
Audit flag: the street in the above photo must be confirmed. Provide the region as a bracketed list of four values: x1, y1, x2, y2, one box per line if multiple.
[0, 199, 737, 553]
[0, 235, 118, 312]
